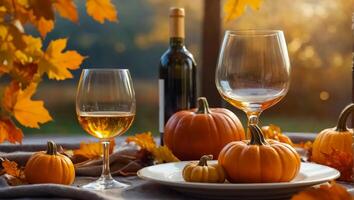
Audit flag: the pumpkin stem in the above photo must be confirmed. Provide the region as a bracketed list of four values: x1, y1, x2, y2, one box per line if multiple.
[198, 155, 213, 166]
[195, 97, 211, 114]
[248, 125, 268, 145]
[335, 103, 354, 132]
[46, 141, 57, 155]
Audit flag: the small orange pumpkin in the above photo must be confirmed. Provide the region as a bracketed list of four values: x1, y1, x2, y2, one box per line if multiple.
[312, 103, 354, 165]
[218, 125, 300, 183]
[164, 97, 245, 160]
[24, 141, 75, 185]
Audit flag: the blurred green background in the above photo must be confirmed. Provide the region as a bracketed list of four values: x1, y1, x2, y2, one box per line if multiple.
[23, 0, 352, 136]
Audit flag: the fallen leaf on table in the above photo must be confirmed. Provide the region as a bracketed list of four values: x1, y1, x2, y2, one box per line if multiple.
[294, 141, 313, 150]
[261, 124, 294, 146]
[126, 132, 179, 163]
[291, 181, 352, 200]
[1, 158, 22, 177]
[321, 149, 353, 182]
[0, 158, 27, 185]
[125, 131, 156, 152]
[152, 146, 179, 164]
[72, 139, 116, 160]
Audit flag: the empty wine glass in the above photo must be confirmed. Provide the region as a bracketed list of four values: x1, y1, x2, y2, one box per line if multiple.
[76, 68, 135, 190]
[215, 30, 290, 138]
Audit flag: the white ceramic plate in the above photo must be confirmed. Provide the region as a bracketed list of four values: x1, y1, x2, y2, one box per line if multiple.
[137, 161, 340, 200]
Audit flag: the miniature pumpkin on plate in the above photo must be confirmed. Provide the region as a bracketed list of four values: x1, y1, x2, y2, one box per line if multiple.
[24, 141, 75, 185]
[182, 155, 225, 183]
[312, 103, 354, 165]
[164, 97, 245, 160]
[218, 125, 300, 183]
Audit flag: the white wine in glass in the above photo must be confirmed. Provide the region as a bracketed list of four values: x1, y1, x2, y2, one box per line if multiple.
[215, 30, 290, 138]
[76, 69, 135, 190]
[78, 112, 134, 139]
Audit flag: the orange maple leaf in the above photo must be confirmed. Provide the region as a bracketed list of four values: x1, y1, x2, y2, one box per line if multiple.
[126, 132, 179, 163]
[34, 17, 54, 38]
[13, 83, 52, 128]
[38, 38, 86, 80]
[0, 118, 23, 144]
[0, 158, 26, 185]
[3, 82, 52, 128]
[54, 0, 78, 23]
[0, 158, 24, 178]
[152, 146, 179, 164]
[291, 181, 352, 200]
[224, 0, 262, 22]
[22, 35, 43, 58]
[86, 0, 118, 24]
[27, 0, 55, 37]
[125, 132, 156, 152]
[73, 139, 116, 159]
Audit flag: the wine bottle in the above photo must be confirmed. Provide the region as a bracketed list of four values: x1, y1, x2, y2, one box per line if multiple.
[159, 7, 197, 145]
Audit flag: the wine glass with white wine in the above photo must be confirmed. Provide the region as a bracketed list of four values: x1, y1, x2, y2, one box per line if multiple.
[215, 30, 290, 138]
[76, 68, 135, 190]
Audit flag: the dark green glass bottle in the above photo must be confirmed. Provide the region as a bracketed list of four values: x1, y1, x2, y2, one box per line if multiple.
[159, 8, 197, 145]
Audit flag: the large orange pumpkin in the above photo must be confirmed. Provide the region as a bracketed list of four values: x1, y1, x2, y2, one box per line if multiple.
[218, 125, 300, 183]
[312, 103, 354, 166]
[25, 141, 75, 185]
[164, 97, 245, 160]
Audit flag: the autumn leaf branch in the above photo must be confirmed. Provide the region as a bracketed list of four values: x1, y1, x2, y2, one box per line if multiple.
[0, 0, 118, 144]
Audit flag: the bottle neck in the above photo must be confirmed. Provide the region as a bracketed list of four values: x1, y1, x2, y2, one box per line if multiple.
[169, 37, 185, 48]
[169, 8, 185, 47]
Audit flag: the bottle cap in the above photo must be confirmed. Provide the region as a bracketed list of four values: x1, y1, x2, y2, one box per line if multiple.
[169, 7, 185, 17]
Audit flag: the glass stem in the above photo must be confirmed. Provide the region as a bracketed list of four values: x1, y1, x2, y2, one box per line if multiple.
[101, 141, 112, 180]
[246, 112, 260, 139]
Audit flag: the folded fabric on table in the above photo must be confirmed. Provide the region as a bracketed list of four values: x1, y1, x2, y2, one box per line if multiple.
[0, 177, 106, 200]
[0, 141, 152, 199]
[0, 143, 80, 153]
[0, 141, 150, 177]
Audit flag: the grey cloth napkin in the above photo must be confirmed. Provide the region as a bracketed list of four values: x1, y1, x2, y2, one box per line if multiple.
[0, 142, 146, 177]
[0, 177, 106, 200]
[0, 143, 80, 153]
[0, 142, 147, 200]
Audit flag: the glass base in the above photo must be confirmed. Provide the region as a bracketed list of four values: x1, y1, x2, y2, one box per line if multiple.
[81, 176, 129, 190]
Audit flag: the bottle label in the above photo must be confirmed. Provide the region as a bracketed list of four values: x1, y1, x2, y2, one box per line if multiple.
[159, 79, 164, 133]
